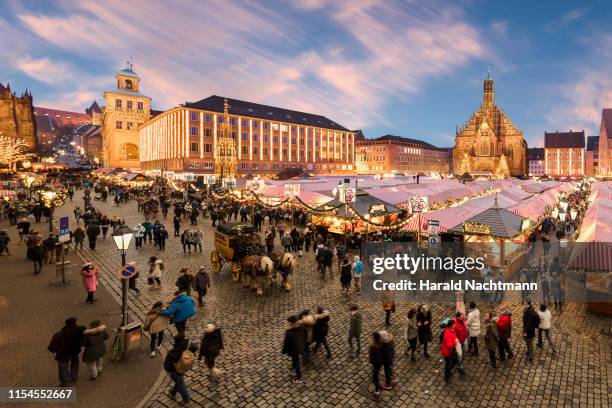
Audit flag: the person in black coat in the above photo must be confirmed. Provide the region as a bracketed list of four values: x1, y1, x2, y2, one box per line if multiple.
[340, 257, 352, 294]
[369, 330, 395, 396]
[198, 324, 224, 376]
[282, 315, 306, 383]
[312, 307, 332, 359]
[522, 301, 540, 362]
[48, 317, 86, 386]
[82, 320, 109, 379]
[163, 336, 191, 403]
[86, 222, 100, 250]
[416, 304, 433, 358]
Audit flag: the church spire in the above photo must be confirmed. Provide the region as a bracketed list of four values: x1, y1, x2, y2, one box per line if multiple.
[483, 70, 494, 110]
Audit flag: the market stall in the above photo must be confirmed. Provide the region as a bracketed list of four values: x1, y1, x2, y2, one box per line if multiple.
[448, 199, 533, 278]
[312, 189, 404, 235]
[567, 191, 612, 315]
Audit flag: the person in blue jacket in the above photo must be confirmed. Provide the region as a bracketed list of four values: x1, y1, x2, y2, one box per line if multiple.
[159, 290, 196, 336]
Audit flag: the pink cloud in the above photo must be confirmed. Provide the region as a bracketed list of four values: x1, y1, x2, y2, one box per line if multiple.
[14, 0, 488, 130]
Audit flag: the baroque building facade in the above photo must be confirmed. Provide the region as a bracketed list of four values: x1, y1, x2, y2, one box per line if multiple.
[453, 75, 527, 178]
[0, 83, 37, 150]
[101, 63, 151, 169]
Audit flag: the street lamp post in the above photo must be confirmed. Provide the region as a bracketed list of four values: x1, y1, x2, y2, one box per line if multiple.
[113, 226, 134, 326]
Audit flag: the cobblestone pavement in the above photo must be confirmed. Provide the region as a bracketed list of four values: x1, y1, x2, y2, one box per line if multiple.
[0, 215, 161, 408]
[52, 191, 611, 408]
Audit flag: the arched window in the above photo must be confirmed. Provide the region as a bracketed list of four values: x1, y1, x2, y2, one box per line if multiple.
[124, 143, 139, 160]
[125, 79, 133, 89]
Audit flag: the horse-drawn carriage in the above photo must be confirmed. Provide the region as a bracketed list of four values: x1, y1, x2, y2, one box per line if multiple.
[210, 222, 295, 295]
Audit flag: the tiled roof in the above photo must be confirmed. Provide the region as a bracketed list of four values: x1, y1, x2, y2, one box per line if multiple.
[35, 115, 54, 133]
[448, 203, 530, 238]
[184, 95, 351, 132]
[528, 147, 544, 160]
[86, 101, 101, 115]
[354, 130, 366, 142]
[357, 134, 441, 150]
[586, 136, 599, 151]
[544, 130, 585, 148]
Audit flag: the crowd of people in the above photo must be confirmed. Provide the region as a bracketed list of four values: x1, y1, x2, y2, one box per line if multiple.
[0, 172, 570, 404]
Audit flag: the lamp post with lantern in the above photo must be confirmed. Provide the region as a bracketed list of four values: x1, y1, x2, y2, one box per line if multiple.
[113, 225, 134, 326]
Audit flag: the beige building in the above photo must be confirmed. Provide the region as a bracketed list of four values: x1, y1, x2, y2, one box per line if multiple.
[139, 95, 355, 175]
[355, 135, 449, 175]
[101, 64, 151, 169]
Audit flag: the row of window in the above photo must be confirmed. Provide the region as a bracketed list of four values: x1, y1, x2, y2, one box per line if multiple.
[547, 151, 583, 157]
[188, 112, 338, 135]
[186, 142, 331, 160]
[116, 121, 143, 130]
[115, 99, 144, 111]
[188, 128, 351, 151]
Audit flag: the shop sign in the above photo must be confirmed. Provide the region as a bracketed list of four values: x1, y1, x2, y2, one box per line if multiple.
[409, 196, 428, 213]
[521, 218, 530, 232]
[343, 186, 356, 203]
[463, 222, 491, 235]
[370, 204, 386, 214]
[284, 183, 301, 197]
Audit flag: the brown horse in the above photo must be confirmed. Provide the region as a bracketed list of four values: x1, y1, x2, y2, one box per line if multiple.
[241, 255, 274, 295]
[268, 250, 296, 290]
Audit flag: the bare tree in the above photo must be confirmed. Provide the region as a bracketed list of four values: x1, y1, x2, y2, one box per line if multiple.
[0, 132, 35, 170]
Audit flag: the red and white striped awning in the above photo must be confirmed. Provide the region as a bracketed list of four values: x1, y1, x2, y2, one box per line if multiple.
[568, 242, 612, 271]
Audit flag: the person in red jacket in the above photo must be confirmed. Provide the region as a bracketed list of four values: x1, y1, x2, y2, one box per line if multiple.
[453, 312, 468, 367]
[440, 319, 464, 383]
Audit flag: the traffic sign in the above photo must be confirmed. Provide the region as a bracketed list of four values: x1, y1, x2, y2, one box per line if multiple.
[428, 234, 439, 247]
[428, 220, 440, 236]
[119, 262, 138, 280]
[58, 216, 70, 242]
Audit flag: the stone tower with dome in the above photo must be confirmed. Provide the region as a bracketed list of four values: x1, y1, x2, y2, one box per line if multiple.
[101, 60, 151, 168]
[452, 74, 527, 178]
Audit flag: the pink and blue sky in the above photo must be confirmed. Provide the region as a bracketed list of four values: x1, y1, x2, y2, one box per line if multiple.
[1, 0, 611, 147]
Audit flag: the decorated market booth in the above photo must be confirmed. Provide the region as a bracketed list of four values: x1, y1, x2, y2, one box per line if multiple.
[567, 191, 612, 315]
[448, 198, 533, 278]
[312, 189, 404, 236]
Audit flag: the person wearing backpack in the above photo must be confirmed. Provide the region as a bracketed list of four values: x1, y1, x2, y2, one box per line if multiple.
[496, 310, 514, 361]
[163, 336, 193, 404]
[522, 301, 540, 362]
[352, 255, 363, 294]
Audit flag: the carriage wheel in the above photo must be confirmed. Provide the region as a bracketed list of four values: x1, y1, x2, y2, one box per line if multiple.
[211, 250, 221, 273]
[231, 263, 241, 282]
